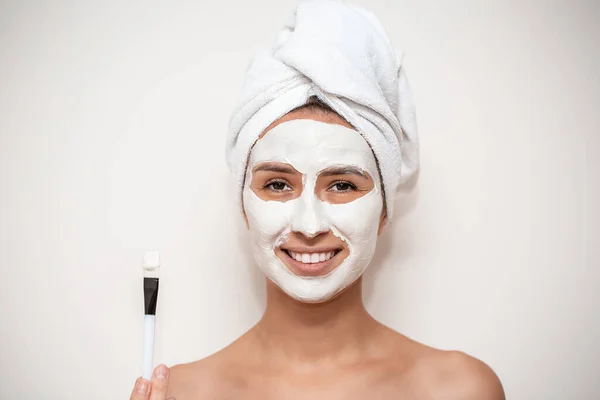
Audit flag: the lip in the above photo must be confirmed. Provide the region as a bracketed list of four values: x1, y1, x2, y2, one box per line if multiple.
[281, 246, 340, 254]
[276, 247, 345, 277]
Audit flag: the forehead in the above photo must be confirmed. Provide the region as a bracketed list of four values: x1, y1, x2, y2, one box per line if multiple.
[249, 119, 379, 178]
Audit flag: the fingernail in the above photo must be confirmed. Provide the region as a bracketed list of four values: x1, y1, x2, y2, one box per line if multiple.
[136, 379, 150, 395]
[155, 364, 168, 380]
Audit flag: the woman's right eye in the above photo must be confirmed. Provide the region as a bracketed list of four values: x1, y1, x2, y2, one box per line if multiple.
[265, 180, 292, 192]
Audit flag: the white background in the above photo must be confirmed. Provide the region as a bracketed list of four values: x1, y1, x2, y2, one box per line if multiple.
[1, 0, 598, 398]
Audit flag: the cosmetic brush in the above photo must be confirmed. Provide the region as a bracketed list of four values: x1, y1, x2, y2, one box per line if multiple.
[142, 251, 160, 380]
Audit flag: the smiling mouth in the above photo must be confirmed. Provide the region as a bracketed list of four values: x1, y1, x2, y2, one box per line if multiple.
[278, 248, 344, 276]
[283, 249, 341, 264]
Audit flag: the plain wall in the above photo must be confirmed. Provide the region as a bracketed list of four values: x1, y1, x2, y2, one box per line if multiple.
[1, 0, 598, 398]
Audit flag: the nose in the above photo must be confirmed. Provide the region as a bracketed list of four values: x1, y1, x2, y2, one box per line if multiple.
[291, 193, 329, 238]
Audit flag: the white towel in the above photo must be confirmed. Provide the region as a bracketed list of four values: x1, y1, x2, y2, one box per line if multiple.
[226, 0, 419, 220]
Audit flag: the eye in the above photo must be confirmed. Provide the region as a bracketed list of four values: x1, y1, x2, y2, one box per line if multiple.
[328, 181, 357, 192]
[265, 179, 292, 192]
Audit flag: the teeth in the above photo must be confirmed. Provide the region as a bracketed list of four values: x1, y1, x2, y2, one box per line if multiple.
[288, 251, 336, 264]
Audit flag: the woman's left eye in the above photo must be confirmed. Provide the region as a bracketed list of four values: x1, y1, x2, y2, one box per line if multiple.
[329, 181, 357, 192]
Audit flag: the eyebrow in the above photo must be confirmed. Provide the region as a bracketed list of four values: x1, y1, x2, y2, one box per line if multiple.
[253, 163, 297, 174]
[319, 166, 368, 179]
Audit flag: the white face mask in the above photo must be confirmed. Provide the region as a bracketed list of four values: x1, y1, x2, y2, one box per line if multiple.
[243, 119, 383, 303]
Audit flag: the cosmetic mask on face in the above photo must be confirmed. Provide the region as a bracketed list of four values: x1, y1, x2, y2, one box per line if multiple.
[242, 119, 383, 303]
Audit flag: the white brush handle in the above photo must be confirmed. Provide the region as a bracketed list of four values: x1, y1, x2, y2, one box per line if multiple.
[143, 314, 155, 380]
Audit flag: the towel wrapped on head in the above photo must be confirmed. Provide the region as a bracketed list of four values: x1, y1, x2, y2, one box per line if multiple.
[226, 0, 419, 220]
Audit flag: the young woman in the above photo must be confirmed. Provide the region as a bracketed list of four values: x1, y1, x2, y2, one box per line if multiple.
[129, 100, 504, 400]
[130, 2, 505, 399]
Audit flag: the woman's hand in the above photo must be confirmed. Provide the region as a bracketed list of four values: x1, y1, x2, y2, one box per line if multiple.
[130, 364, 175, 400]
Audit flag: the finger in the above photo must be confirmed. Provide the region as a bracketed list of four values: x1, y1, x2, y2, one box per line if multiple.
[130, 377, 151, 400]
[149, 364, 169, 400]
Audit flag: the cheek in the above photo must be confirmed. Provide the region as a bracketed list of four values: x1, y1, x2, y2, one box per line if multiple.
[243, 188, 296, 237]
[321, 190, 383, 241]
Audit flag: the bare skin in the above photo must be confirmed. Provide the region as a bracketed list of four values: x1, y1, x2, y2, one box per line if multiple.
[129, 110, 505, 400]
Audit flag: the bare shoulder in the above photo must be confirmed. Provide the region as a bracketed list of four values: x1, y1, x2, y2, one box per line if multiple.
[428, 350, 505, 399]
[167, 349, 234, 399]
[378, 330, 504, 399]
[404, 339, 505, 400]
[166, 332, 254, 399]
[167, 356, 218, 398]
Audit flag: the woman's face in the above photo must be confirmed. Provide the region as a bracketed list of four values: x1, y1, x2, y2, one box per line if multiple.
[242, 111, 385, 303]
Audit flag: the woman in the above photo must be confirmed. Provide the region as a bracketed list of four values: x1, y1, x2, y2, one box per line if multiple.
[130, 2, 505, 399]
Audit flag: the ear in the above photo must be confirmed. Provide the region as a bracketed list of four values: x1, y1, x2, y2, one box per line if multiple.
[377, 210, 387, 236]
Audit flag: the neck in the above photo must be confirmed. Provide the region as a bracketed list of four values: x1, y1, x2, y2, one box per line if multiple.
[251, 277, 380, 364]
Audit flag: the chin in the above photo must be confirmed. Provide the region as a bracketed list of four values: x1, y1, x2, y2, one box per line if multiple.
[264, 249, 370, 304]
